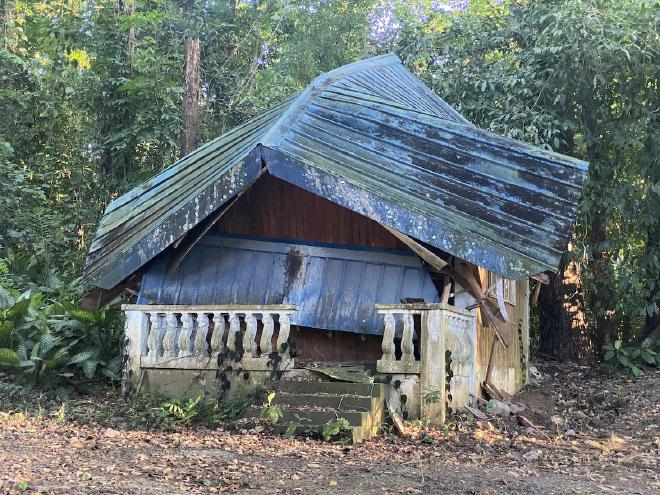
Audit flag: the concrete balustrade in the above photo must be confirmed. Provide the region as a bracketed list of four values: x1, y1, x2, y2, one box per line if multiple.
[375, 303, 476, 424]
[122, 304, 297, 391]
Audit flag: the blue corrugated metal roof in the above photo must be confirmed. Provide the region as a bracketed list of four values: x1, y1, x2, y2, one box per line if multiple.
[137, 234, 439, 335]
[85, 54, 587, 289]
[84, 96, 297, 289]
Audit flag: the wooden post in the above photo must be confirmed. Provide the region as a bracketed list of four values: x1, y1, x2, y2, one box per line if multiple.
[419, 309, 446, 425]
[521, 278, 530, 384]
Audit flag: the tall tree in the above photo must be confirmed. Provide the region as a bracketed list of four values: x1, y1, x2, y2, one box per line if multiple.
[395, 0, 658, 361]
[181, 0, 202, 155]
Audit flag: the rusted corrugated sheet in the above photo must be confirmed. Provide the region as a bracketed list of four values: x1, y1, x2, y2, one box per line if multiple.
[85, 54, 587, 289]
[261, 55, 587, 279]
[137, 234, 439, 335]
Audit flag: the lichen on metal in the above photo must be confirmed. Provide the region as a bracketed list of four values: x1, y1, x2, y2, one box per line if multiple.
[85, 53, 587, 289]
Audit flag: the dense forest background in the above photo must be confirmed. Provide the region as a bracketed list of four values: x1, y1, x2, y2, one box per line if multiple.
[0, 0, 658, 379]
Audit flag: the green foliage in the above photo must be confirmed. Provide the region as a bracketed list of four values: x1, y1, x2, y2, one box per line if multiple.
[158, 387, 263, 428]
[0, 282, 123, 392]
[159, 395, 213, 427]
[216, 385, 265, 421]
[1, 0, 656, 364]
[260, 390, 283, 424]
[322, 417, 351, 442]
[283, 413, 313, 438]
[422, 390, 441, 405]
[396, 0, 659, 350]
[603, 339, 659, 377]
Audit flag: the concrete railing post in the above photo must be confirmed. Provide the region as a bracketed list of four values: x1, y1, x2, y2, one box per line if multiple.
[419, 309, 446, 425]
[123, 310, 149, 394]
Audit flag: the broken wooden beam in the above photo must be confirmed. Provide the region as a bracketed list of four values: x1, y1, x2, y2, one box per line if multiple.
[381, 225, 448, 271]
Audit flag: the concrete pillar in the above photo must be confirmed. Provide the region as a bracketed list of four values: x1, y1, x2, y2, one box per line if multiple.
[123, 310, 149, 393]
[419, 309, 446, 424]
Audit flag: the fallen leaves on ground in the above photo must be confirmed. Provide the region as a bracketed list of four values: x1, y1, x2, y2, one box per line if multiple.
[0, 359, 658, 494]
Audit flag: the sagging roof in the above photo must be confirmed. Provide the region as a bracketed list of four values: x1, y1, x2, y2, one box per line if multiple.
[85, 53, 588, 289]
[138, 234, 439, 335]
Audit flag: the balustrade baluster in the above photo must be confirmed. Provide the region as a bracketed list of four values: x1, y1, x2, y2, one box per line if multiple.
[243, 313, 258, 357]
[210, 312, 226, 357]
[194, 313, 210, 356]
[162, 313, 178, 358]
[226, 313, 240, 352]
[401, 312, 415, 363]
[178, 312, 194, 357]
[147, 313, 164, 358]
[276, 313, 291, 357]
[381, 313, 396, 363]
[260, 313, 274, 355]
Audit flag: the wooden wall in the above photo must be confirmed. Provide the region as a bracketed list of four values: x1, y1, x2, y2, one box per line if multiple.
[214, 174, 406, 249]
[291, 326, 383, 364]
[475, 269, 529, 394]
[213, 174, 408, 362]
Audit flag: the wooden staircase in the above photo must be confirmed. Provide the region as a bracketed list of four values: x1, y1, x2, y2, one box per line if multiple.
[245, 380, 386, 443]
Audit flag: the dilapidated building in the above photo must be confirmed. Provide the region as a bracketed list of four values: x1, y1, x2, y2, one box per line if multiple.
[84, 54, 587, 440]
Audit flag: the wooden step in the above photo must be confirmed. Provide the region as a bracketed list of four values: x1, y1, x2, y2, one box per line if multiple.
[271, 423, 375, 444]
[246, 406, 369, 427]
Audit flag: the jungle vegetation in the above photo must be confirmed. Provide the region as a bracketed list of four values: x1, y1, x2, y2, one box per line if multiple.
[0, 0, 657, 386]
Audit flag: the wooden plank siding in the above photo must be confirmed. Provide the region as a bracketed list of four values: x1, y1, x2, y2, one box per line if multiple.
[292, 326, 383, 363]
[475, 268, 529, 394]
[213, 174, 407, 250]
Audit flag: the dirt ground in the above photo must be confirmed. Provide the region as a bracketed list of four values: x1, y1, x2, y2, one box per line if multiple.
[1, 359, 658, 494]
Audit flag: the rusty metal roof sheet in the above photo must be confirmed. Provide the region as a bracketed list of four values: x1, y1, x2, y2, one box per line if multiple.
[138, 234, 439, 335]
[85, 54, 587, 289]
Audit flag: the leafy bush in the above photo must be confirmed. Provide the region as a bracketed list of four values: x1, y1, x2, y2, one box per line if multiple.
[158, 387, 264, 428]
[0, 286, 123, 396]
[159, 395, 216, 427]
[603, 339, 659, 377]
[260, 390, 283, 424]
[322, 417, 351, 442]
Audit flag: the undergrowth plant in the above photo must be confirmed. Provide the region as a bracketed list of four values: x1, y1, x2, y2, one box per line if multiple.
[0, 285, 123, 398]
[260, 391, 283, 424]
[603, 339, 660, 377]
[158, 386, 264, 428]
[322, 417, 350, 442]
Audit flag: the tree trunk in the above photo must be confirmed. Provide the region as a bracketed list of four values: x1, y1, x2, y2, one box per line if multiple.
[582, 93, 614, 355]
[538, 245, 593, 364]
[1, 0, 16, 46]
[99, 0, 135, 178]
[181, 37, 201, 156]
